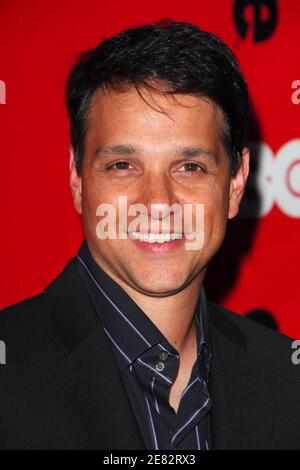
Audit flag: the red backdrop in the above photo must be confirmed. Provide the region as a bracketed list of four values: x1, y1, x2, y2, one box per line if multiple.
[1, 0, 299, 337]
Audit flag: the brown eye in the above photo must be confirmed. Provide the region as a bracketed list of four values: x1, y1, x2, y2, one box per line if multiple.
[114, 161, 131, 170]
[185, 163, 200, 172]
[178, 162, 206, 173]
[106, 161, 134, 171]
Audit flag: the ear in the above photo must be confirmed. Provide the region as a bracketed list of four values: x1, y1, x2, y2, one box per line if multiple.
[69, 146, 82, 214]
[228, 147, 250, 219]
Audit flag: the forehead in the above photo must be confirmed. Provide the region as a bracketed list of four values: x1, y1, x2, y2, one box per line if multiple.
[85, 86, 225, 151]
[88, 87, 222, 127]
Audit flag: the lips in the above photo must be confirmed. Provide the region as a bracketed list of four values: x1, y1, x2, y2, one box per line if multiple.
[129, 233, 185, 254]
[128, 231, 183, 243]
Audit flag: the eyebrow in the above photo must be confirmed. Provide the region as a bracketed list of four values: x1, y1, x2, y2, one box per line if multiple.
[175, 146, 219, 164]
[94, 144, 219, 164]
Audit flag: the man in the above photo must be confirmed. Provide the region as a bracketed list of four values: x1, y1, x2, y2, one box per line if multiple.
[1, 19, 300, 450]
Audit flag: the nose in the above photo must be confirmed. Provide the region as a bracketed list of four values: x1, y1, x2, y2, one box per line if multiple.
[139, 171, 181, 231]
[143, 171, 174, 210]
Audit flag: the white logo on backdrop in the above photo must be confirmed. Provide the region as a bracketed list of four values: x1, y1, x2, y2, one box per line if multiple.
[0, 80, 6, 104]
[240, 139, 300, 218]
[291, 80, 300, 105]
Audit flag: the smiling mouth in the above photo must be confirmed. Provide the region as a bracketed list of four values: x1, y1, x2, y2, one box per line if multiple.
[128, 231, 185, 243]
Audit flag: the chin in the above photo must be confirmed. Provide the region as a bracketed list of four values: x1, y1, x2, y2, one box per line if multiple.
[129, 273, 187, 297]
[137, 284, 184, 297]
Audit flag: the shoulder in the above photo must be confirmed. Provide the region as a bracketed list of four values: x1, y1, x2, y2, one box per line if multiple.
[0, 257, 96, 369]
[207, 301, 298, 376]
[0, 293, 49, 348]
[0, 293, 56, 368]
[0, 293, 48, 331]
[208, 300, 295, 342]
[0, 257, 79, 348]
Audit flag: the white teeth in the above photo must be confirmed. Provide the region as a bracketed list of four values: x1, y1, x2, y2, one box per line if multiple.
[129, 232, 182, 243]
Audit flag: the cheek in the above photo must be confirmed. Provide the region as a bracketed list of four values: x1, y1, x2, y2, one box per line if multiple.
[201, 188, 229, 242]
[81, 189, 99, 230]
[81, 184, 132, 244]
[81, 175, 116, 215]
[81, 184, 110, 240]
[81, 168, 135, 212]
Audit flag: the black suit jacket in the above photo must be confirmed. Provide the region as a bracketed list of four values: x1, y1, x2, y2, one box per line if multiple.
[1, 257, 300, 450]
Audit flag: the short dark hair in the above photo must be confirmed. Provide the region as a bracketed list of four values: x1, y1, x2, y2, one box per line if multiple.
[66, 18, 249, 176]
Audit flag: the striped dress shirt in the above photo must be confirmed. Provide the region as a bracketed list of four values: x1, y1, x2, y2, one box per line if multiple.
[75, 239, 212, 450]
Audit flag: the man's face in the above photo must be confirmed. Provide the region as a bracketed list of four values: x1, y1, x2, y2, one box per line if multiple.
[70, 86, 249, 296]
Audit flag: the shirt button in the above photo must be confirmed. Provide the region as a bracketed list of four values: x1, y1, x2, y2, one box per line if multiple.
[155, 361, 165, 372]
[159, 351, 169, 361]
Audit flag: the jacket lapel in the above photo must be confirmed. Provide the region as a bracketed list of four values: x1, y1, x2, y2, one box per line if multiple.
[44, 258, 146, 450]
[208, 302, 275, 450]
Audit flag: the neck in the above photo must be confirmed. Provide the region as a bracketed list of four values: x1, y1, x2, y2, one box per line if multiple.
[115, 273, 205, 354]
[86, 241, 205, 354]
